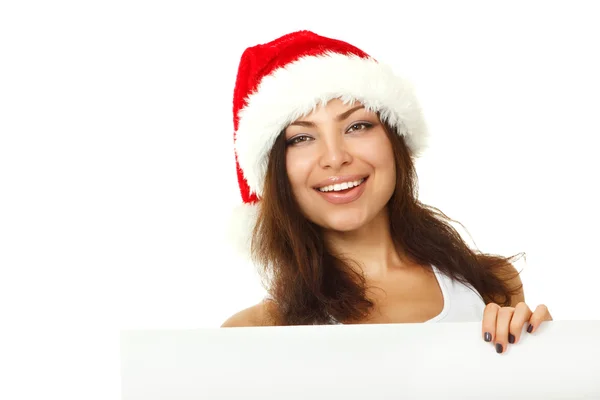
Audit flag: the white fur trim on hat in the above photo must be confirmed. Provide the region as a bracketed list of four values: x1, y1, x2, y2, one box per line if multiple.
[234, 51, 428, 199]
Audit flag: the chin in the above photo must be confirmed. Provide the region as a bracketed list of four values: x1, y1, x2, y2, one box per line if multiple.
[318, 212, 368, 232]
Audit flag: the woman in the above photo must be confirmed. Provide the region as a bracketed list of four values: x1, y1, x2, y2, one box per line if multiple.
[221, 30, 552, 354]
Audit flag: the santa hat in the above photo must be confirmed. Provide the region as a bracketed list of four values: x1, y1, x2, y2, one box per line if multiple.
[229, 30, 428, 258]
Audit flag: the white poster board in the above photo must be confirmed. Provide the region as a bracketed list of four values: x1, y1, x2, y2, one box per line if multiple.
[121, 321, 600, 399]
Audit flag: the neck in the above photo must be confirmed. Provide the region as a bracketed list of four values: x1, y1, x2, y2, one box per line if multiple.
[323, 208, 412, 280]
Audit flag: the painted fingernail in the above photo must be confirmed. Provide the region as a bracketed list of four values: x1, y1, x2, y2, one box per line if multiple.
[508, 333, 515, 344]
[484, 332, 492, 342]
[527, 324, 534, 333]
[495, 343, 503, 354]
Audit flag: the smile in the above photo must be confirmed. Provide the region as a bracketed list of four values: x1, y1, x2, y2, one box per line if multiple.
[316, 178, 365, 193]
[314, 176, 368, 205]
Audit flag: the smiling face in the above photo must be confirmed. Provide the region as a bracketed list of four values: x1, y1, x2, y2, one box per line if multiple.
[284, 99, 397, 232]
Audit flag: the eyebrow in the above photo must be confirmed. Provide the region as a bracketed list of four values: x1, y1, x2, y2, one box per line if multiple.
[289, 105, 366, 128]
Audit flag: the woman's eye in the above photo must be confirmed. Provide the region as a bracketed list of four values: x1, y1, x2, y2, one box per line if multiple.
[286, 135, 312, 146]
[347, 122, 372, 133]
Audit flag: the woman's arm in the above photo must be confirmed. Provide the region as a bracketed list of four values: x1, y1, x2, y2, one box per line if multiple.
[482, 263, 552, 354]
[498, 263, 525, 306]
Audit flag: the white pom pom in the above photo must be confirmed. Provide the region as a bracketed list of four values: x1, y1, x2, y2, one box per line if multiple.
[225, 202, 259, 261]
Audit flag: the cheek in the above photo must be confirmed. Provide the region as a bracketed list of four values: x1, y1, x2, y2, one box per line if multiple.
[379, 146, 397, 186]
[285, 150, 314, 191]
[354, 134, 395, 170]
[352, 135, 397, 195]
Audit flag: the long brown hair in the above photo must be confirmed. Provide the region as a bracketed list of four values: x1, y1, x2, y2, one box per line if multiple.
[251, 119, 523, 325]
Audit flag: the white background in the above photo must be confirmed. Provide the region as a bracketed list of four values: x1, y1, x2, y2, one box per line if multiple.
[1, 1, 599, 399]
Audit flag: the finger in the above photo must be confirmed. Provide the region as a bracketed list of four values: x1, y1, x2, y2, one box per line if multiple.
[508, 302, 533, 344]
[482, 303, 500, 343]
[494, 307, 515, 354]
[527, 304, 552, 334]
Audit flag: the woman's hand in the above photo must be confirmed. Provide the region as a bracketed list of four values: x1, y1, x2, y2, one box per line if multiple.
[482, 302, 552, 354]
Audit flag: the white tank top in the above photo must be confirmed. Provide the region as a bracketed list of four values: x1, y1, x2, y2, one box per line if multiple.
[265, 265, 487, 324]
[422, 265, 486, 323]
[328, 265, 486, 324]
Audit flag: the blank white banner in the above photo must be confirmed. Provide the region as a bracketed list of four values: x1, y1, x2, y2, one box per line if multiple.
[121, 321, 600, 399]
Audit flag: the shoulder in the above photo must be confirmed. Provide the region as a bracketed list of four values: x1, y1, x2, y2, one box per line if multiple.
[220, 299, 281, 327]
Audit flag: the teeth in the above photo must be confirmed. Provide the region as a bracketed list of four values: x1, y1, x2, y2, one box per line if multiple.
[318, 178, 365, 192]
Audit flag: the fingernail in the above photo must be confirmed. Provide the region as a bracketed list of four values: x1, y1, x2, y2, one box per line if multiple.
[484, 332, 492, 342]
[527, 324, 534, 333]
[508, 333, 515, 344]
[495, 343, 503, 354]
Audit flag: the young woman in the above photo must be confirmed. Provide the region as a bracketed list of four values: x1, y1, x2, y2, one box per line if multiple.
[221, 30, 552, 354]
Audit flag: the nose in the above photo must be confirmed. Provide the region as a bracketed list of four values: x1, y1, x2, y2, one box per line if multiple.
[318, 133, 352, 170]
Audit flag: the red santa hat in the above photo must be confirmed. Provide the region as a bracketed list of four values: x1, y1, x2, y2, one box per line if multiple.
[229, 30, 428, 258]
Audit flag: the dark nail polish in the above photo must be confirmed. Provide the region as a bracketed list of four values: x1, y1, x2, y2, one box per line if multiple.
[527, 324, 533, 333]
[484, 332, 492, 342]
[508, 333, 515, 344]
[495, 343, 503, 354]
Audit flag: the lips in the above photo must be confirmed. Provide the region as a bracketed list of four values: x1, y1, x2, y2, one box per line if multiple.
[314, 176, 368, 205]
[313, 175, 369, 190]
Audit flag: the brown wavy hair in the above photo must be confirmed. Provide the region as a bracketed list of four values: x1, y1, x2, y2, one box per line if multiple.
[251, 119, 523, 325]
